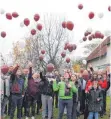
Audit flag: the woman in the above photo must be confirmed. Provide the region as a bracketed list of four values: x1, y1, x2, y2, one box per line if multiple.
[25, 62, 41, 119]
[53, 73, 78, 119]
[87, 81, 102, 119]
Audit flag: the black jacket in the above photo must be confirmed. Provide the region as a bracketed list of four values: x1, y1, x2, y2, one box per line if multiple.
[87, 87, 102, 112]
[39, 72, 53, 97]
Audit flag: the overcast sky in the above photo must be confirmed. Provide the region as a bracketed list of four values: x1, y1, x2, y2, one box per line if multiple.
[0, 0, 111, 59]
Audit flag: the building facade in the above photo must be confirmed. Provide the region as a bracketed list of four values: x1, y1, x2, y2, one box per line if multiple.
[87, 36, 111, 71]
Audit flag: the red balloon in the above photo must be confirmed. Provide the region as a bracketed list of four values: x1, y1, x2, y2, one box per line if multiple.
[31, 29, 36, 35]
[91, 34, 95, 39]
[95, 31, 101, 38]
[66, 21, 74, 30]
[88, 12, 94, 19]
[72, 44, 77, 50]
[62, 21, 67, 28]
[67, 44, 71, 50]
[66, 58, 70, 63]
[88, 36, 92, 41]
[39, 55, 44, 61]
[100, 34, 104, 39]
[78, 4, 83, 10]
[6, 13, 12, 20]
[1, 65, 9, 74]
[108, 6, 111, 11]
[1, 31, 6, 38]
[37, 23, 42, 31]
[61, 52, 66, 58]
[12, 12, 19, 18]
[83, 36, 87, 41]
[64, 46, 67, 50]
[34, 14, 40, 21]
[84, 32, 89, 36]
[68, 45, 74, 52]
[47, 63, 54, 72]
[41, 50, 45, 54]
[24, 18, 30, 26]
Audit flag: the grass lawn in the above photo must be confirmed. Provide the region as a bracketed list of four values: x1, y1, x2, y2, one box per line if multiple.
[5, 96, 110, 119]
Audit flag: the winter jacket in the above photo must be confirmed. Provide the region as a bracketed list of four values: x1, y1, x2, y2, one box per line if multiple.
[53, 80, 78, 99]
[72, 81, 79, 103]
[39, 72, 54, 97]
[26, 67, 40, 98]
[10, 66, 24, 95]
[87, 87, 102, 112]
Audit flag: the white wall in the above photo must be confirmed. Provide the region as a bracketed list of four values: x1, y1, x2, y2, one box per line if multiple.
[88, 44, 111, 71]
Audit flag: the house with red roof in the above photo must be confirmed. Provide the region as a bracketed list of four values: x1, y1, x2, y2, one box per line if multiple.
[87, 36, 111, 70]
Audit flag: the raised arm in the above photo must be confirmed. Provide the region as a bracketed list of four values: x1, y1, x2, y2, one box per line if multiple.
[10, 64, 19, 81]
[28, 62, 33, 79]
[40, 72, 46, 81]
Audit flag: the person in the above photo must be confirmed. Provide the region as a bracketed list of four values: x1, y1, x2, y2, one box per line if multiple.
[87, 81, 102, 119]
[79, 72, 87, 114]
[39, 71, 54, 119]
[71, 74, 79, 119]
[25, 62, 41, 119]
[10, 64, 25, 119]
[53, 73, 78, 119]
[1, 71, 10, 119]
[21, 68, 29, 117]
[54, 70, 60, 108]
[98, 72, 108, 117]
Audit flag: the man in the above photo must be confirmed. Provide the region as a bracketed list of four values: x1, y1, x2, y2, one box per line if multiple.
[20, 68, 29, 117]
[1, 72, 10, 119]
[10, 64, 25, 119]
[54, 70, 60, 108]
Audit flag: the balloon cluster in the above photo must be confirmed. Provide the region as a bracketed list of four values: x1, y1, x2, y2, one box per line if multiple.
[62, 21, 74, 30]
[39, 50, 46, 61]
[60, 42, 77, 63]
[82, 29, 104, 42]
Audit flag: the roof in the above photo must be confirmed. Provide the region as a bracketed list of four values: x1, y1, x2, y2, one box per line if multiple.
[87, 36, 111, 61]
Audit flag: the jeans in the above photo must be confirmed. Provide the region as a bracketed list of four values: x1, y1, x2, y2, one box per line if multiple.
[20, 94, 27, 117]
[54, 91, 58, 108]
[36, 94, 42, 114]
[26, 95, 37, 117]
[80, 90, 86, 113]
[42, 94, 53, 119]
[10, 94, 23, 119]
[1, 96, 9, 116]
[71, 102, 77, 119]
[88, 112, 98, 119]
[8, 95, 12, 115]
[58, 99, 73, 119]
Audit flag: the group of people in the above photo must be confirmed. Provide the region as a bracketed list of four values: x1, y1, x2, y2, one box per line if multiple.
[1, 62, 110, 119]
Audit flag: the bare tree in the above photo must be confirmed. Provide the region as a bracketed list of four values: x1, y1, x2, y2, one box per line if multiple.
[24, 14, 71, 71]
[83, 41, 101, 55]
[12, 14, 72, 71]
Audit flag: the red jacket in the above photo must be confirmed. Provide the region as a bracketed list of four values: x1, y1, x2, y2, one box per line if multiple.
[85, 79, 108, 92]
[98, 79, 107, 89]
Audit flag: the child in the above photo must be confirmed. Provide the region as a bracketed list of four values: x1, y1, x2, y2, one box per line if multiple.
[87, 81, 102, 119]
